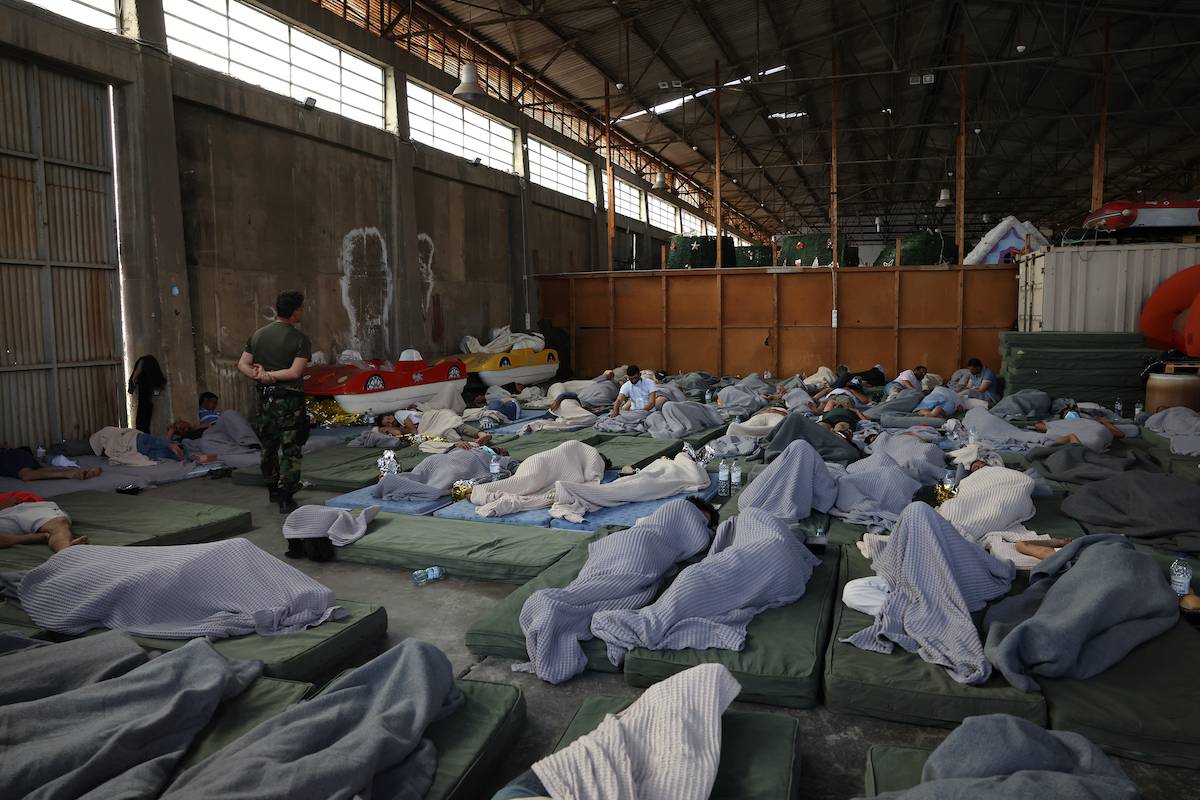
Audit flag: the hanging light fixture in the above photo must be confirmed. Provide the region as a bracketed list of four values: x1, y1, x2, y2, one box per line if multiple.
[935, 188, 952, 208]
[453, 63, 484, 102]
[653, 173, 667, 190]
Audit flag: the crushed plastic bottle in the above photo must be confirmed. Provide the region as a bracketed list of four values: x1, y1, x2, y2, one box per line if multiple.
[704, 388, 714, 405]
[717, 460, 730, 497]
[731, 461, 742, 491]
[412, 566, 447, 586]
[1169, 554, 1192, 597]
[377, 450, 399, 477]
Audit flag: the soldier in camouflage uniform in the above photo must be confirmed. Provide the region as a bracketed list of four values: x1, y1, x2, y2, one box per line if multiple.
[239, 291, 312, 513]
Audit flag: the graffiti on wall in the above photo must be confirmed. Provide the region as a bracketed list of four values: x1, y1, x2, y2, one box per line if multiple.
[417, 232, 444, 343]
[339, 228, 393, 356]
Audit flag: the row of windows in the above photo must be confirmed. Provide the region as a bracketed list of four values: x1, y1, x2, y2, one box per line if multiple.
[25, 0, 723, 235]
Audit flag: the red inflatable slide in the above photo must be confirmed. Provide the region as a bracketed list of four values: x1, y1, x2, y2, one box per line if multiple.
[1139, 263, 1200, 356]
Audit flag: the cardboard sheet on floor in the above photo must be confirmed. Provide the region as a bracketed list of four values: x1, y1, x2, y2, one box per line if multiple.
[824, 545, 1047, 727]
[463, 536, 614, 671]
[549, 474, 721, 532]
[863, 745, 930, 796]
[336, 513, 582, 582]
[622, 547, 840, 709]
[553, 695, 802, 800]
[326, 486, 450, 516]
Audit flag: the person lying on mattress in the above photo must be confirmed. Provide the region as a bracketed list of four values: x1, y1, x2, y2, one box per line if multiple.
[0, 447, 102, 482]
[914, 386, 963, 418]
[470, 440, 612, 517]
[813, 379, 871, 407]
[0, 492, 88, 552]
[883, 365, 928, 398]
[1033, 407, 1125, 452]
[818, 402, 868, 443]
[89, 426, 217, 464]
[375, 412, 493, 447]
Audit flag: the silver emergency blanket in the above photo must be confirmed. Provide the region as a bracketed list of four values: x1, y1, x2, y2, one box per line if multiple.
[1, 637, 260, 800]
[373, 447, 510, 499]
[643, 400, 723, 439]
[514, 500, 713, 683]
[765, 413, 862, 465]
[164, 639, 462, 800]
[283, 505, 381, 546]
[550, 453, 710, 523]
[844, 502, 1015, 684]
[872, 714, 1139, 800]
[829, 457, 920, 533]
[593, 507, 822, 662]
[990, 389, 1052, 420]
[984, 535, 1180, 692]
[703, 434, 763, 459]
[962, 407, 1053, 451]
[734, 439, 836, 522]
[863, 388, 924, 421]
[1146, 406, 1200, 456]
[716, 384, 767, 418]
[2, 538, 346, 638]
[532, 664, 740, 800]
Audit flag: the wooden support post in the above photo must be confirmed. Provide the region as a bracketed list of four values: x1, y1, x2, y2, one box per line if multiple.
[830, 47, 839, 267]
[895, 237, 902, 268]
[660, 242, 667, 271]
[661, 272, 668, 371]
[1091, 18, 1111, 211]
[568, 276, 577, 375]
[604, 80, 615, 273]
[955, 35, 966, 264]
[607, 274, 615, 366]
[713, 60, 723, 268]
[893, 270, 901, 374]
[772, 272, 781, 376]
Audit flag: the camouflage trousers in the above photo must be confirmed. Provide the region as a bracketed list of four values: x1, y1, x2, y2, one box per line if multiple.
[255, 392, 308, 493]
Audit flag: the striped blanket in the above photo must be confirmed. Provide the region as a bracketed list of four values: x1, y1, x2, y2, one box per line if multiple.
[844, 503, 1014, 684]
[643, 401, 723, 439]
[283, 505, 380, 547]
[550, 453, 709, 523]
[830, 457, 920, 533]
[3, 538, 345, 638]
[735, 439, 837, 523]
[515, 500, 713, 683]
[374, 447, 509, 500]
[593, 507, 821, 663]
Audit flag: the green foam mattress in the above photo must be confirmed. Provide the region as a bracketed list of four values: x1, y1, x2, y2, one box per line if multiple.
[464, 536, 614, 671]
[337, 513, 582, 582]
[863, 745, 930, 796]
[554, 695, 802, 799]
[824, 545, 1047, 727]
[622, 547, 840, 708]
[425, 680, 527, 800]
[493, 429, 605, 461]
[179, 676, 312, 769]
[592, 434, 684, 468]
[231, 445, 386, 491]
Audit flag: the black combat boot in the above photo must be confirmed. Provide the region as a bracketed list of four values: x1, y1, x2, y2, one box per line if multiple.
[268, 487, 281, 503]
[278, 492, 299, 514]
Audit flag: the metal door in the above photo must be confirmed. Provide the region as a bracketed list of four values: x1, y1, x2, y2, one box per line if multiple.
[0, 55, 123, 449]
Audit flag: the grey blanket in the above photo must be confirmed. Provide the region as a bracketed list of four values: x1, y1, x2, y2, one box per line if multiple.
[0, 629, 147, 706]
[348, 429, 403, 448]
[963, 407, 1052, 451]
[738, 373, 773, 393]
[984, 535, 1180, 692]
[2, 637, 260, 799]
[643, 401, 723, 439]
[704, 434, 762, 459]
[845, 503, 1015, 684]
[716, 385, 767, 418]
[373, 447, 511, 499]
[1146, 407, 1200, 456]
[164, 639, 461, 800]
[1028, 443, 1161, 485]
[1061, 472, 1200, 551]
[183, 410, 262, 466]
[880, 412, 947, 429]
[653, 383, 688, 403]
[990, 389, 1052, 420]
[829, 458, 920, 533]
[662, 371, 717, 400]
[765, 413, 862, 465]
[514, 500, 714, 683]
[872, 714, 1138, 800]
[593, 508, 821, 662]
[783, 387, 814, 411]
[3, 538, 345, 638]
[863, 388, 924, 421]
[594, 408, 652, 434]
[858, 431, 947, 484]
[577, 379, 620, 408]
[735, 439, 836, 523]
[283, 505, 380, 547]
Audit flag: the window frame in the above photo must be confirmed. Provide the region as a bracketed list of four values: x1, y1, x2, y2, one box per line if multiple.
[646, 193, 679, 233]
[405, 79, 517, 173]
[527, 136, 589, 201]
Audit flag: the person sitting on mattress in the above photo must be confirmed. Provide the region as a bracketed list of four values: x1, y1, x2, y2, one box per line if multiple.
[198, 391, 221, 426]
[1032, 408, 1125, 452]
[610, 365, 662, 416]
[957, 357, 1000, 404]
[915, 385, 964, 418]
[375, 412, 493, 447]
[883, 365, 928, 398]
[0, 492, 88, 552]
[0, 447, 102, 482]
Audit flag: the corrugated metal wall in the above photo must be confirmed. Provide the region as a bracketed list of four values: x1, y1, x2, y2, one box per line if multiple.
[1018, 243, 1200, 332]
[0, 55, 122, 448]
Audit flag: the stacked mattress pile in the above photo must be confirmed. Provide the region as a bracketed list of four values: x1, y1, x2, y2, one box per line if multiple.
[999, 332, 1158, 404]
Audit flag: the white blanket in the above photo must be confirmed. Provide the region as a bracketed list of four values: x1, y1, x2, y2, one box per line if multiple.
[522, 399, 597, 434]
[460, 325, 544, 354]
[471, 440, 604, 517]
[550, 453, 709, 523]
[532, 664, 739, 800]
[726, 409, 786, 438]
[938, 466, 1036, 543]
[88, 427, 153, 466]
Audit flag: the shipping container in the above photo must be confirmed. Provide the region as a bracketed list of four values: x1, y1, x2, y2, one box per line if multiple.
[1018, 242, 1200, 332]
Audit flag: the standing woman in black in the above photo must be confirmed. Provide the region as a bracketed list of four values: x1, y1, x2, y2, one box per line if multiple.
[127, 355, 166, 433]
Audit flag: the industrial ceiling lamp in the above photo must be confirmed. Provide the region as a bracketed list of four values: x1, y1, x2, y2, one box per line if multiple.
[453, 62, 484, 102]
[935, 188, 952, 208]
[653, 173, 667, 190]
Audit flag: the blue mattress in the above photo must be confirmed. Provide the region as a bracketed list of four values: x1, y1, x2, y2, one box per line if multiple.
[487, 409, 549, 436]
[549, 474, 721, 532]
[326, 485, 450, 516]
[433, 470, 620, 529]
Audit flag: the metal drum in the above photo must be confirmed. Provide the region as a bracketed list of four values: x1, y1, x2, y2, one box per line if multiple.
[1146, 372, 1200, 412]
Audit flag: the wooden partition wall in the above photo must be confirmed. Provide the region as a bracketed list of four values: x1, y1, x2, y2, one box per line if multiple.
[537, 265, 1018, 381]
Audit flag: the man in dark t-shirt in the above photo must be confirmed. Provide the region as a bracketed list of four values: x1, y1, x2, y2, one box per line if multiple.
[239, 291, 312, 513]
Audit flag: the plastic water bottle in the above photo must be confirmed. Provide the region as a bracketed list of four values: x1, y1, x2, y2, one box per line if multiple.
[1114, 397, 1123, 418]
[731, 461, 742, 491]
[718, 460, 730, 497]
[35, 445, 46, 462]
[412, 566, 447, 586]
[489, 454, 502, 481]
[1134, 400, 1144, 419]
[967, 426, 979, 446]
[704, 388, 714, 404]
[1169, 554, 1192, 597]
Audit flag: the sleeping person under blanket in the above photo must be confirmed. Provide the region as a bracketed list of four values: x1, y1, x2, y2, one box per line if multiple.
[1034, 409, 1125, 452]
[375, 412, 493, 447]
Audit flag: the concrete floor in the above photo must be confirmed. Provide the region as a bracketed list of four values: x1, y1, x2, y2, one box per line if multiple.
[151, 476, 1196, 799]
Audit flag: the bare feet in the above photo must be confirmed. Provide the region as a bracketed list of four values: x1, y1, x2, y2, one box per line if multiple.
[168, 443, 185, 461]
[48, 533, 89, 552]
[192, 454, 218, 463]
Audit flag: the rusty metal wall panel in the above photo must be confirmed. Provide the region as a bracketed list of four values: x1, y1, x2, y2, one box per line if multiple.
[0, 156, 38, 261]
[56, 364, 121, 441]
[37, 69, 109, 168]
[0, 265, 46, 366]
[0, 57, 31, 153]
[1020, 243, 1200, 332]
[0, 370, 53, 447]
[52, 267, 118, 363]
[45, 165, 110, 264]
